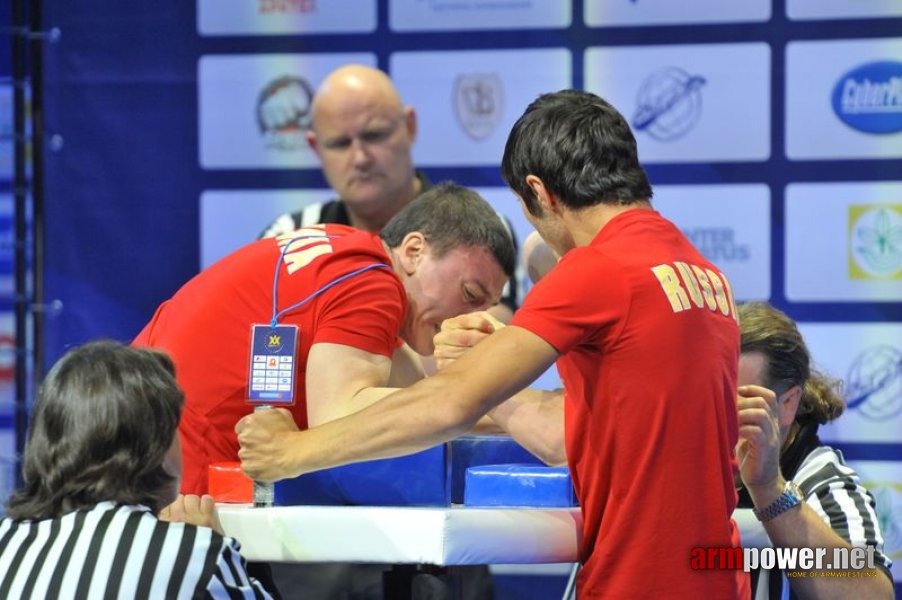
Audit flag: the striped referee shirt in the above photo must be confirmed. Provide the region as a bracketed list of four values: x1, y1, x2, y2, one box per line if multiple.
[751, 445, 893, 600]
[0, 501, 273, 599]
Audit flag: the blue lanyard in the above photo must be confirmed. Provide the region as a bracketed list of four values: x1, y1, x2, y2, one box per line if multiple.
[270, 234, 390, 328]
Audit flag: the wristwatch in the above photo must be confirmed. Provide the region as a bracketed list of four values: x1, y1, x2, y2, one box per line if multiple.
[753, 480, 803, 522]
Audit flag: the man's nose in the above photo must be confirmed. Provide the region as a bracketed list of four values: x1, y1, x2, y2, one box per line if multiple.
[349, 138, 373, 167]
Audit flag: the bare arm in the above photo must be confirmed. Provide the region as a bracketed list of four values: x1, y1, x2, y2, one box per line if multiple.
[306, 342, 421, 426]
[488, 388, 566, 466]
[434, 312, 565, 459]
[738, 386, 894, 599]
[523, 230, 559, 285]
[237, 325, 559, 482]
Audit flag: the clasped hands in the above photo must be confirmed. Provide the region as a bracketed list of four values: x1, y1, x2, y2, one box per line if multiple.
[234, 310, 504, 483]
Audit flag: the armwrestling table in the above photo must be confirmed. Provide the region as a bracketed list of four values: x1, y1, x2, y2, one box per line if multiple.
[218, 504, 583, 599]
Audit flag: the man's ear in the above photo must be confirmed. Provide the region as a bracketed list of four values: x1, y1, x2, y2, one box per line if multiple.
[778, 385, 803, 429]
[306, 130, 320, 157]
[397, 232, 426, 275]
[525, 174, 559, 214]
[403, 106, 417, 144]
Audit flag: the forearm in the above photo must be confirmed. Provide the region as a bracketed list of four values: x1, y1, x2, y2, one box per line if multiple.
[471, 415, 507, 435]
[748, 480, 893, 599]
[266, 326, 558, 480]
[309, 386, 399, 427]
[282, 373, 485, 478]
[488, 388, 566, 465]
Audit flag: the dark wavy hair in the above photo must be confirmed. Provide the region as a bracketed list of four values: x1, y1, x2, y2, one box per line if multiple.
[380, 181, 516, 279]
[739, 302, 844, 426]
[5, 341, 184, 519]
[501, 89, 653, 217]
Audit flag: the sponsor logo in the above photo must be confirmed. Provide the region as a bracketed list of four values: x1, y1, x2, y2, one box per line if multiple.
[848, 204, 902, 280]
[632, 67, 706, 142]
[683, 227, 750, 262]
[258, 0, 316, 13]
[454, 73, 503, 140]
[831, 61, 902, 134]
[845, 345, 902, 420]
[256, 75, 315, 152]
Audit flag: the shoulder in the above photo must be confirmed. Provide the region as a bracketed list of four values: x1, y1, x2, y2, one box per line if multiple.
[795, 445, 858, 496]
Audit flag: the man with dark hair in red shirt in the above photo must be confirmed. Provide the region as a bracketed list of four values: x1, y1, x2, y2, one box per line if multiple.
[238, 90, 748, 599]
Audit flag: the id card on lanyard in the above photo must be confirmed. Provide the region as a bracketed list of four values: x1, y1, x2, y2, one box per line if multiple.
[247, 324, 299, 405]
[246, 231, 389, 407]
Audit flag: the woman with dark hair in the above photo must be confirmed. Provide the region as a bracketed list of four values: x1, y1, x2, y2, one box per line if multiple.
[0, 341, 273, 599]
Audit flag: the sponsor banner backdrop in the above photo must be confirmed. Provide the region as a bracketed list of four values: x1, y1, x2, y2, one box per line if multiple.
[198, 0, 376, 36]
[390, 49, 572, 167]
[389, 0, 571, 32]
[786, 38, 902, 160]
[787, 0, 902, 21]
[652, 184, 771, 302]
[785, 182, 902, 301]
[585, 43, 771, 163]
[198, 53, 376, 169]
[585, 0, 770, 27]
[848, 461, 902, 581]
[798, 323, 902, 444]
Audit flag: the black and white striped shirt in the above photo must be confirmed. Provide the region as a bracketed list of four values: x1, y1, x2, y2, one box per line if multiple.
[751, 445, 893, 600]
[0, 502, 273, 599]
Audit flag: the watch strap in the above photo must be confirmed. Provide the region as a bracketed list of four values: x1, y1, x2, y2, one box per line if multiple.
[754, 480, 803, 522]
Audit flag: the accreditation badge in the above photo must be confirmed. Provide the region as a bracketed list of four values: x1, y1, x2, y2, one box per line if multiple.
[247, 324, 298, 406]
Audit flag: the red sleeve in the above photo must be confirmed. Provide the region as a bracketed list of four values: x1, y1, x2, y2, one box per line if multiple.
[308, 267, 406, 358]
[511, 249, 630, 354]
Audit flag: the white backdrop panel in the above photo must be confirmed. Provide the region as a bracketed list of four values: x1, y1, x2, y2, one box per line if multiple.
[786, 39, 902, 160]
[797, 323, 902, 444]
[787, 0, 902, 21]
[389, 0, 571, 32]
[198, 53, 376, 169]
[652, 184, 771, 301]
[585, 0, 770, 27]
[585, 43, 771, 163]
[391, 49, 572, 167]
[197, 0, 376, 36]
[785, 182, 902, 301]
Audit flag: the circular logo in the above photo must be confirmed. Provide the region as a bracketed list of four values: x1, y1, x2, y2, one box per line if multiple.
[632, 67, 706, 142]
[845, 345, 902, 420]
[849, 206, 902, 278]
[256, 75, 314, 152]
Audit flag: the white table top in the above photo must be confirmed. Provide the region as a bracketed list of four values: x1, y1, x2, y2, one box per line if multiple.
[217, 504, 584, 565]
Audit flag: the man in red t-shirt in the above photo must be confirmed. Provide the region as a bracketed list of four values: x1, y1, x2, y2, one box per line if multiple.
[133, 183, 514, 495]
[236, 91, 748, 598]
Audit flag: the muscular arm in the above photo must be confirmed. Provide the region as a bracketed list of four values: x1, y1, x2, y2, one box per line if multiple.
[305, 342, 397, 426]
[433, 311, 565, 457]
[237, 325, 560, 481]
[738, 386, 893, 599]
[488, 388, 566, 466]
